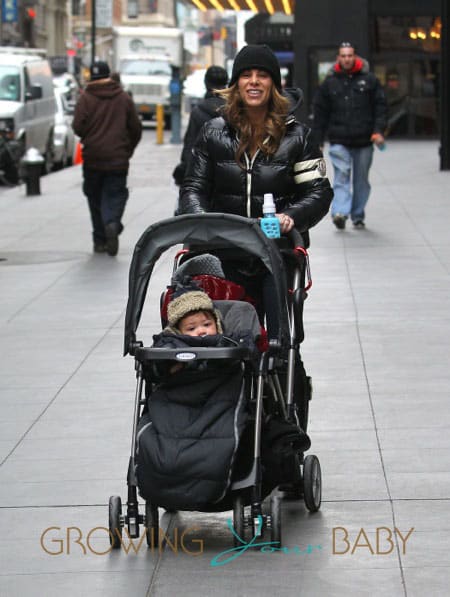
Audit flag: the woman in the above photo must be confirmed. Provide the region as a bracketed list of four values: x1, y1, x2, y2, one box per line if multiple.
[180, 44, 333, 234]
[180, 45, 333, 330]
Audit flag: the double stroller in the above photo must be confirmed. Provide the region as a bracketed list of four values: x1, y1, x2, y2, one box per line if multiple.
[108, 213, 322, 548]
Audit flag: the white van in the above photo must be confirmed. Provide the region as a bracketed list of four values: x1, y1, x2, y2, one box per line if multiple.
[0, 48, 57, 172]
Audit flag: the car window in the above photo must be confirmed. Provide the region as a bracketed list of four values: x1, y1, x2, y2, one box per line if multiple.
[27, 60, 54, 97]
[0, 66, 21, 101]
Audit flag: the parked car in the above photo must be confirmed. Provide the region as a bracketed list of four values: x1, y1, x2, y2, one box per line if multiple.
[52, 72, 80, 106]
[0, 47, 57, 173]
[51, 88, 76, 170]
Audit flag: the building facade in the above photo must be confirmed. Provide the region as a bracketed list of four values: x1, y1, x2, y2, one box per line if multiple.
[70, 0, 177, 67]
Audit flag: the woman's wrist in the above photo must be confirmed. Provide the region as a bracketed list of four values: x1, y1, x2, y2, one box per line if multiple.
[276, 213, 294, 233]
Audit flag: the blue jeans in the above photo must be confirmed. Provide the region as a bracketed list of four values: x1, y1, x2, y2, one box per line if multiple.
[328, 144, 374, 222]
[83, 167, 128, 244]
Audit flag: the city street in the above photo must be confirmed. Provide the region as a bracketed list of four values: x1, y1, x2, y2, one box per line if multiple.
[1, 131, 450, 596]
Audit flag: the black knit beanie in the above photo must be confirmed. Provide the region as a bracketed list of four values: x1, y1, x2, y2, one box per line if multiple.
[229, 44, 282, 91]
[204, 66, 228, 90]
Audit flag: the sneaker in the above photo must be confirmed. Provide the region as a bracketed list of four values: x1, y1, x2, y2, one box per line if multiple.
[93, 243, 107, 253]
[332, 214, 347, 230]
[105, 222, 119, 257]
[353, 220, 365, 230]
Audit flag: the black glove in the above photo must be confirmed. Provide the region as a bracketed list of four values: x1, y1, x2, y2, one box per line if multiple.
[172, 163, 185, 186]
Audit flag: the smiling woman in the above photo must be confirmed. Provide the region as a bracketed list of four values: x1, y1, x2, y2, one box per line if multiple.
[180, 43, 332, 235]
[238, 69, 273, 112]
[179, 44, 333, 333]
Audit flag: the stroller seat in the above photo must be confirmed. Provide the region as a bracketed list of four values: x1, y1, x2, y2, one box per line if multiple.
[160, 252, 268, 351]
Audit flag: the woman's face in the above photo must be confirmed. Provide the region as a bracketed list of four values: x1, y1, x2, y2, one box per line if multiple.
[237, 69, 273, 111]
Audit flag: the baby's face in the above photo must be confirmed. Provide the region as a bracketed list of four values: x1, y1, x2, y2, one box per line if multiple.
[179, 311, 218, 337]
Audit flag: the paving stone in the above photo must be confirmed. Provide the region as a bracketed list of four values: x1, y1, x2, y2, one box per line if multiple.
[1, 137, 449, 596]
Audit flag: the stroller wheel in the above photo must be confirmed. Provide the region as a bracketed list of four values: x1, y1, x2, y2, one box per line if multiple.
[232, 494, 245, 547]
[108, 495, 123, 549]
[270, 496, 282, 546]
[303, 455, 322, 512]
[145, 502, 159, 548]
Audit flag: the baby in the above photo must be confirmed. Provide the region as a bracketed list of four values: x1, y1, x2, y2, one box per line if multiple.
[178, 310, 217, 336]
[166, 288, 223, 337]
[161, 288, 223, 374]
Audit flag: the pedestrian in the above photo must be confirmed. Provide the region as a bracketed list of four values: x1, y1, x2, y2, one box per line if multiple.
[180, 45, 332, 232]
[312, 41, 387, 230]
[172, 65, 228, 210]
[72, 60, 142, 256]
[179, 44, 333, 332]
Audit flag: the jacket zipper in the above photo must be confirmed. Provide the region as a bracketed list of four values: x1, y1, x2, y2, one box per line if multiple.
[244, 149, 260, 218]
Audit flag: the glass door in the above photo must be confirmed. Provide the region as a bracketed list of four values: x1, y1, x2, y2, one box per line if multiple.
[374, 55, 439, 137]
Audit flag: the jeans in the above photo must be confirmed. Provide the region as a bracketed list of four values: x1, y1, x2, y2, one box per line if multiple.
[82, 167, 129, 244]
[328, 144, 374, 222]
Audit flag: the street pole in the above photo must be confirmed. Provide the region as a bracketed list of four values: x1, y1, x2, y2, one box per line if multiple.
[440, 0, 450, 170]
[91, 0, 96, 66]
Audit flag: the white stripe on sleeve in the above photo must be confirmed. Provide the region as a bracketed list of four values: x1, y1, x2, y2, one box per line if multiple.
[294, 157, 327, 184]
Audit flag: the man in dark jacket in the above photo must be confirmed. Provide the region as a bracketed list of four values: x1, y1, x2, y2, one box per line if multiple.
[173, 66, 228, 189]
[312, 42, 387, 230]
[72, 61, 142, 255]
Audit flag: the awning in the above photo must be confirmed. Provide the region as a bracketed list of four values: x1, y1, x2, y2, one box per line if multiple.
[186, 0, 294, 16]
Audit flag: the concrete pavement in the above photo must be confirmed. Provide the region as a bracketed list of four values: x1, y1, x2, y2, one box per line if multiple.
[1, 133, 449, 596]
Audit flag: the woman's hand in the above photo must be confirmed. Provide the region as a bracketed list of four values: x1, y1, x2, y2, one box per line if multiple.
[276, 213, 295, 234]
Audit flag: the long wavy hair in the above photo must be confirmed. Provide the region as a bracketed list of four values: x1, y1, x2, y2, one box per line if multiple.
[217, 82, 290, 168]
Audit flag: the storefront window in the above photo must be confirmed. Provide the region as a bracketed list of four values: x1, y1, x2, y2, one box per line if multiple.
[372, 15, 440, 137]
[374, 15, 441, 53]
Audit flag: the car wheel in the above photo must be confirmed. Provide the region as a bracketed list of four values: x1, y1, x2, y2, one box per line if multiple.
[43, 134, 55, 174]
[15, 137, 26, 181]
[55, 141, 69, 170]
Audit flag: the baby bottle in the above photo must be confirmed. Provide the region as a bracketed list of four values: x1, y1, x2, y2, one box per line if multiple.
[260, 193, 280, 239]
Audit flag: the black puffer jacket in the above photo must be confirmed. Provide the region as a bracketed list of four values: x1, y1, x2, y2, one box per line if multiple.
[180, 88, 333, 233]
[312, 58, 387, 148]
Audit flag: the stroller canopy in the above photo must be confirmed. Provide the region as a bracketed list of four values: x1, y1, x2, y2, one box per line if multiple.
[124, 213, 289, 355]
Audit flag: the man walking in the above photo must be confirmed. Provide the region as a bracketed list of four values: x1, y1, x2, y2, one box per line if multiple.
[73, 61, 142, 255]
[172, 65, 228, 198]
[312, 42, 387, 230]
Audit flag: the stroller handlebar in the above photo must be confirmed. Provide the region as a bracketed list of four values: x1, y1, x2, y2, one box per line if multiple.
[134, 345, 254, 363]
[286, 227, 306, 249]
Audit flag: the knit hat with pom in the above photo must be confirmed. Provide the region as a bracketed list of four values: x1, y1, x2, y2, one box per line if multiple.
[167, 289, 223, 333]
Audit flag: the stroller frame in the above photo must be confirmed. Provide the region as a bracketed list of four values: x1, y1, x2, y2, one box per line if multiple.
[109, 213, 321, 549]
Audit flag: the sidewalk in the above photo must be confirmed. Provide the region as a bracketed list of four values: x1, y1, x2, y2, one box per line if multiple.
[1, 136, 449, 597]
